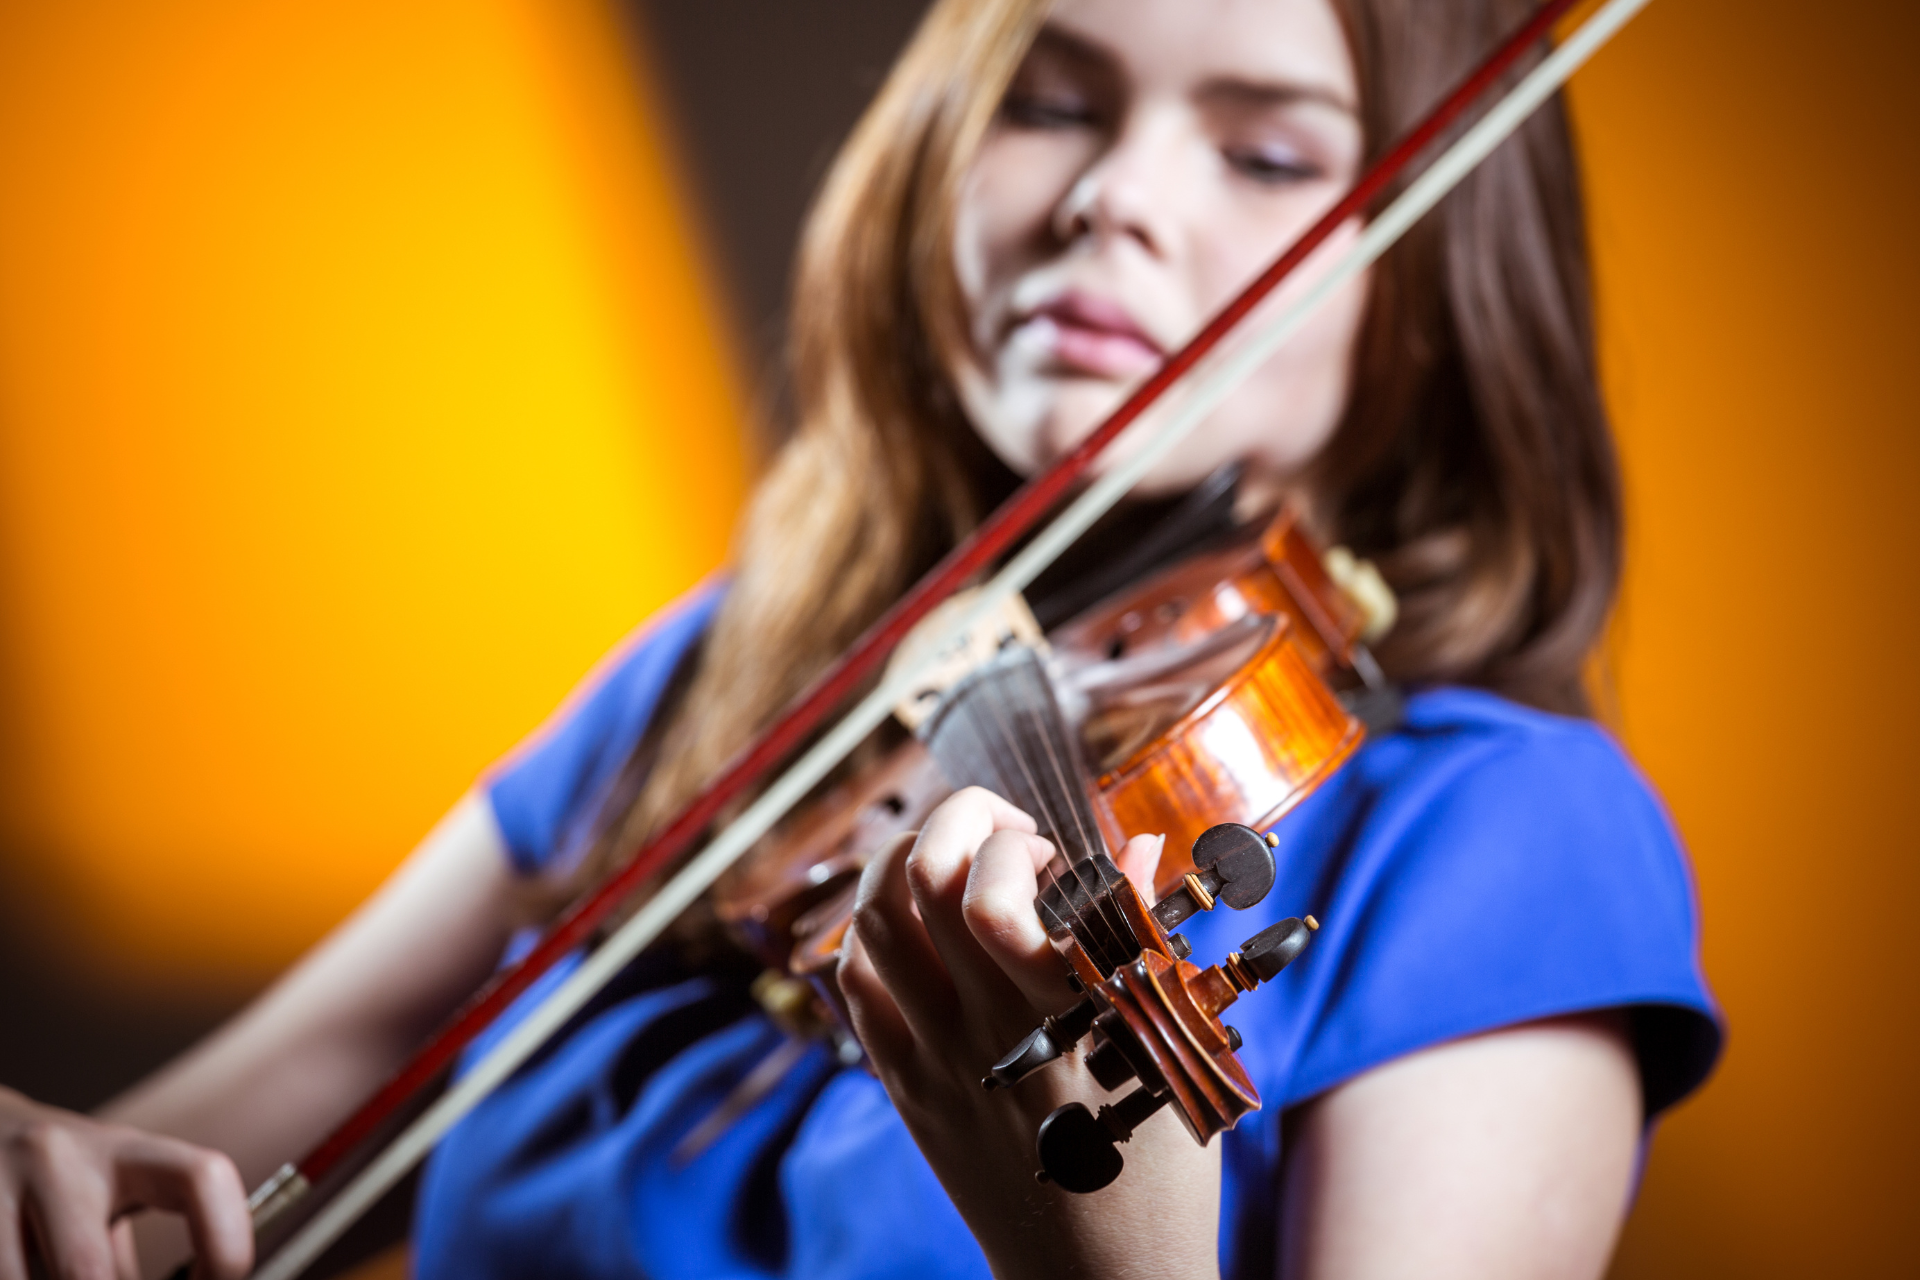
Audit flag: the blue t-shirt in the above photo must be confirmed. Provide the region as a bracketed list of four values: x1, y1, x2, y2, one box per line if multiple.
[415, 586, 1720, 1280]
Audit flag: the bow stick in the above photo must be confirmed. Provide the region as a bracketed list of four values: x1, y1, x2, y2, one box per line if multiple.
[189, 1, 1649, 1275]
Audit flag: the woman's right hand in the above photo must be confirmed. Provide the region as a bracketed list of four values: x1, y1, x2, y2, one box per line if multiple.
[0, 1086, 251, 1280]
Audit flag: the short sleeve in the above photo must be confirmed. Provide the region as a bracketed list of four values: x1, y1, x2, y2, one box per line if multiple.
[484, 584, 723, 876]
[1239, 690, 1722, 1118]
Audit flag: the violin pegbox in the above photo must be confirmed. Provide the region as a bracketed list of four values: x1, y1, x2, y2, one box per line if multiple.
[981, 822, 1318, 1194]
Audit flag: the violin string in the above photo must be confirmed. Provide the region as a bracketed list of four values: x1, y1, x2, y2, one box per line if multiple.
[1017, 701, 1128, 972]
[962, 667, 1050, 832]
[1002, 655, 1138, 964]
[1014, 661, 1140, 957]
[983, 702, 1075, 932]
[950, 667, 1087, 962]
[967, 658, 1120, 970]
[242, 5, 1648, 1274]
[930, 651, 1128, 971]
[1026, 674, 1101, 870]
[1004, 664, 1124, 966]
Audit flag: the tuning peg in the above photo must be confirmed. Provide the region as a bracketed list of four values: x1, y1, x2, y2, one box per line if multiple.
[1222, 915, 1318, 992]
[1035, 1087, 1170, 1193]
[1194, 823, 1279, 908]
[981, 998, 1097, 1091]
[1150, 823, 1278, 931]
[1035, 1103, 1123, 1193]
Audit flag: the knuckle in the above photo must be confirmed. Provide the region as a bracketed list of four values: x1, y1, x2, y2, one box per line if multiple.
[835, 956, 878, 1009]
[184, 1146, 238, 1193]
[850, 895, 886, 941]
[960, 887, 1026, 947]
[902, 847, 942, 899]
[10, 1119, 74, 1171]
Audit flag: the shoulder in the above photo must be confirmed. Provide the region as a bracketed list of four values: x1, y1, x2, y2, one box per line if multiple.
[484, 582, 725, 875]
[1291, 687, 1698, 937]
[1225, 686, 1721, 1115]
[1360, 687, 1692, 909]
[1375, 684, 1656, 802]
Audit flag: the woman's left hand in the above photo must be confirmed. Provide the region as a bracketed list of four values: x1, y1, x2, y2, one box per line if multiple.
[839, 787, 1222, 1280]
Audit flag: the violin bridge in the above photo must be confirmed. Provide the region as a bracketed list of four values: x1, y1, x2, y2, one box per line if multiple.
[885, 586, 1045, 730]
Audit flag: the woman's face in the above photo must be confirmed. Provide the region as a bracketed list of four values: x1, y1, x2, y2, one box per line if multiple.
[952, 0, 1368, 496]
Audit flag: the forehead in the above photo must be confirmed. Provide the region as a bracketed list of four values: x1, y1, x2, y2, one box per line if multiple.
[1043, 0, 1358, 104]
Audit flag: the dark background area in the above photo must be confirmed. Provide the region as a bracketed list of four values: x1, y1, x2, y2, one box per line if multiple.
[0, 0, 930, 1115]
[626, 0, 934, 425]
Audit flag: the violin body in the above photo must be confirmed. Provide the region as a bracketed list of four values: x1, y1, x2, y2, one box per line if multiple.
[715, 741, 947, 973]
[1067, 603, 1361, 896]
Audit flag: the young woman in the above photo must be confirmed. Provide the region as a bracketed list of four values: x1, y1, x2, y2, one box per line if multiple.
[0, 0, 1720, 1277]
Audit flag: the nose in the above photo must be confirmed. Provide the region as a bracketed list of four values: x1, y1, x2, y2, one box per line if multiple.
[1050, 114, 1184, 258]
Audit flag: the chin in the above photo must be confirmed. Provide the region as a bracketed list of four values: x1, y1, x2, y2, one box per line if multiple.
[964, 374, 1156, 477]
[1031, 381, 1137, 450]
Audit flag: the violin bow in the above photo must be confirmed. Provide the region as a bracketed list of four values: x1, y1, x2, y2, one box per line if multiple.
[209, 1, 1650, 1275]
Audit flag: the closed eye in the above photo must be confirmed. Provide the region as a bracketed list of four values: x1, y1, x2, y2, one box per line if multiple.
[1223, 144, 1322, 186]
[1002, 90, 1102, 131]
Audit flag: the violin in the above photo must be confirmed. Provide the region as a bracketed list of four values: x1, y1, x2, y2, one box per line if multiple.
[708, 503, 1393, 1187]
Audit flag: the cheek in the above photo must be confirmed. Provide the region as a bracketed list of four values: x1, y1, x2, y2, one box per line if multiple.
[955, 138, 1082, 301]
[1238, 267, 1370, 469]
[1152, 261, 1370, 489]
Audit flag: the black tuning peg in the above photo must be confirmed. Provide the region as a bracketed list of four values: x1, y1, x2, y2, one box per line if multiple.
[1035, 1102, 1124, 1193]
[1150, 823, 1278, 931]
[1195, 823, 1278, 908]
[981, 998, 1097, 1091]
[1236, 916, 1316, 984]
[1034, 1087, 1168, 1194]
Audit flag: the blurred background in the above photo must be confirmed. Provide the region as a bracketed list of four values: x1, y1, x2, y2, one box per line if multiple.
[0, 0, 1912, 1277]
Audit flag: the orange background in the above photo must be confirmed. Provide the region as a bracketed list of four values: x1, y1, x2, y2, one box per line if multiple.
[1576, 0, 1919, 1273]
[0, 0, 1912, 1276]
[0, 0, 746, 982]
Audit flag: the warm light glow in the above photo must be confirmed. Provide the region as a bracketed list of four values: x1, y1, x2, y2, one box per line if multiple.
[1198, 705, 1280, 811]
[1573, 1, 1919, 1274]
[0, 0, 747, 987]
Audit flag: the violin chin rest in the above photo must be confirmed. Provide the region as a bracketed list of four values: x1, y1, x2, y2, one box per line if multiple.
[1036, 1103, 1125, 1194]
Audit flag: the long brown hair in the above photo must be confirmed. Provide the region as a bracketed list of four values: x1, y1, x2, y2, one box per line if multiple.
[581, 0, 1620, 889]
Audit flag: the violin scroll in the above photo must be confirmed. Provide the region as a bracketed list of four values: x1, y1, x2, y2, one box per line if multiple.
[1029, 916, 1318, 1193]
[981, 822, 1277, 1094]
[982, 818, 1320, 1194]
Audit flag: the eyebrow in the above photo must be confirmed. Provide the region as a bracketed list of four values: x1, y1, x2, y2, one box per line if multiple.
[1026, 24, 1357, 119]
[1195, 78, 1357, 118]
[1023, 25, 1116, 78]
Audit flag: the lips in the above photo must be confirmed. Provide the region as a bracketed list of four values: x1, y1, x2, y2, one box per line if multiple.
[1015, 290, 1163, 379]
